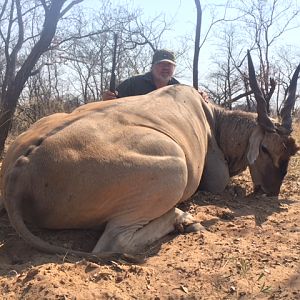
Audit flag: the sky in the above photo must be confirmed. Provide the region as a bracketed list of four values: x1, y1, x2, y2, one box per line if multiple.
[128, 0, 300, 83]
[127, 0, 216, 83]
[82, 0, 300, 87]
[132, 0, 200, 80]
[81, 0, 230, 83]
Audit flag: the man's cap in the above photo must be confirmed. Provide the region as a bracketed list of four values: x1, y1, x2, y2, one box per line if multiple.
[152, 49, 176, 65]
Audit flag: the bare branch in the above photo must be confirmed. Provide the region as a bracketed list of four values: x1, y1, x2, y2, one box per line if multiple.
[60, 0, 84, 17]
[48, 29, 111, 50]
[11, 0, 24, 58]
[226, 90, 254, 105]
[0, 0, 9, 52]
[5, 0, 15, 61]
[266, 77, 276, 102]
[40, 0, 49, 12]
[0, 0, 8, 20]
[30, 62, 53, 76]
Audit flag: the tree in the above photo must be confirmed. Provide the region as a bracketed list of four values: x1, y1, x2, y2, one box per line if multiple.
[190, 0, 245, 91]
[58, 1, 172, 104]
[275, 46, 300, 116]
[203, 0, 299, 112]
[236, 0, 300, 113]
[0, 0, 83, 156]
[193, 0, 202, 90]
[204, 25, 250, 108]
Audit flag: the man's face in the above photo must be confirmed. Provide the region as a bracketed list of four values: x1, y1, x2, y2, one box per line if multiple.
[152, 61, 175, 84]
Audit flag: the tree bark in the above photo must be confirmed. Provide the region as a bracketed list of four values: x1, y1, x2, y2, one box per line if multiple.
[193, 0, 202, 90]
[0, 0, 81, 156]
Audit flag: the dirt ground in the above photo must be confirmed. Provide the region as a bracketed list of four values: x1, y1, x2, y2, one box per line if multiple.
[0, 124, 299, 300]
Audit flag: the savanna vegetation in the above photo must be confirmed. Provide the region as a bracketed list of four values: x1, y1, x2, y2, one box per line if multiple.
[0, 1, 299, 299]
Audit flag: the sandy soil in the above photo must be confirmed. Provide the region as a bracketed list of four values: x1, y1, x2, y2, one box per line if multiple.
[0, 125, 299, 300]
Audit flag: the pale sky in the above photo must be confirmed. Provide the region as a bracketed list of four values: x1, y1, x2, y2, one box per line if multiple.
[81, 0, 233, 83]
[82, 0, 300, 86]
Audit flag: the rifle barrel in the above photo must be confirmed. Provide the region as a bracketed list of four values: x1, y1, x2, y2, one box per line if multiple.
[109, 33, 118, 92]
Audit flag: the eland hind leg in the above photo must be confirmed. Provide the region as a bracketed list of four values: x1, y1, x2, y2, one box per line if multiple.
[91, 158, 204, 254]
[92, 208, 205, 255]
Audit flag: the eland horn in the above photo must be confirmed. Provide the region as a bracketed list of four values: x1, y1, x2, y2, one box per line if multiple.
[247, 50, 276, 132]
[279, 63, 300, 134]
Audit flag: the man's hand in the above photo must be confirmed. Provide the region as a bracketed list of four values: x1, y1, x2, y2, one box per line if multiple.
[198, 89, 209, 102]
[102, 90, 118, 101]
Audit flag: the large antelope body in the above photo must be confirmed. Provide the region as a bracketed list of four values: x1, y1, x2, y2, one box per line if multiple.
[0, 53, 299, 258]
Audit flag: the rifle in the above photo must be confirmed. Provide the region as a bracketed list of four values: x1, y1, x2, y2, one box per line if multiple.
[109, 33, 118, 93]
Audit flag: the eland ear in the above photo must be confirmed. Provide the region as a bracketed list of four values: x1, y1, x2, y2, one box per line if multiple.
[247, 126, 264, 165]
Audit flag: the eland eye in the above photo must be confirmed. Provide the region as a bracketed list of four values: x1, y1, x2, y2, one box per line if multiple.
[261, 145, 269, 154]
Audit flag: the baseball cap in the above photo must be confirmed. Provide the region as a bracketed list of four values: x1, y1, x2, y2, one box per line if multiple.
[152, 49, 176, 65]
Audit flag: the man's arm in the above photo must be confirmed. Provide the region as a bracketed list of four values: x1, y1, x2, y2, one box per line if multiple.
[102, 77, 134, 101]
[102, 90, 118, 100]
[116, 77, 134, 98]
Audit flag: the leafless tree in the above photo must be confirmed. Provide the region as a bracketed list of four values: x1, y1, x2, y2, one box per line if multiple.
[274, 47, 300, 116]
[0, 0, 83, 156]
[58, 1, 173, 103]
[203, 0, 299, 112]
[235, 0, 300, 113]
[188, 0, 246, 90]
[204, 25, 248, 108]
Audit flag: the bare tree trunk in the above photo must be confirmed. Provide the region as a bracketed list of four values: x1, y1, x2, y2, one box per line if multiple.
[193, 0, 202, 90]
[0, 0, 82, 156]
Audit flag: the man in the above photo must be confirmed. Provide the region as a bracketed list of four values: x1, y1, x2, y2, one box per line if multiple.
[102, 49, 179, 100]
